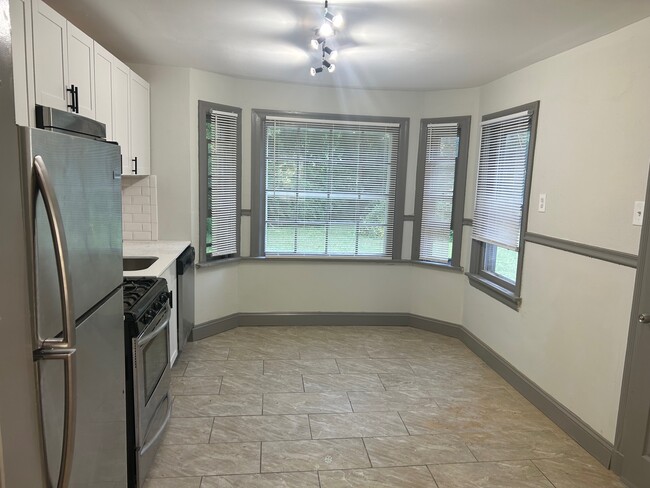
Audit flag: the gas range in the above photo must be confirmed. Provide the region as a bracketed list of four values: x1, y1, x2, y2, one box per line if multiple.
[122, 277, 172, 487]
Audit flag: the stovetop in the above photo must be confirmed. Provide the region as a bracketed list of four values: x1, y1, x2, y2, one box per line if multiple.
[123, 277, 168, 326]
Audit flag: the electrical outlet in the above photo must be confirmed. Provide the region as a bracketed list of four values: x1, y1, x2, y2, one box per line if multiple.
[633, 201, 645, 226]
[538, 193, 547, 213]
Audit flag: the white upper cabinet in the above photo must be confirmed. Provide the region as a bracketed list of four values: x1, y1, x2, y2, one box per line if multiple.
[10, 0, 35, 126]
[112, 58, 131, 174]
[67, 23, 95, 118]
[32, 0, 68, 111]
[20, 0, 151, 176]
[32, 0, 94, 117]
[129, 71, 150, 176]
[94, 42, 113, 139]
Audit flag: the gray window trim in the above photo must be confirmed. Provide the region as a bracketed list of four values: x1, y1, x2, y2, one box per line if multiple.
[412, 116, 471, 268]
[198, 100, 243, 264]
[250, 109, 409, 259]
[468, 101, 540, 309]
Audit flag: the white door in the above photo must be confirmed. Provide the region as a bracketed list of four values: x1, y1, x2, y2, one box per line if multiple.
[129, 71, 150, 175]
[66, 22, 94, 118]
[32, 0, 68, 111]
[112, 59, 131, 174]
[94, 42, 113, 139]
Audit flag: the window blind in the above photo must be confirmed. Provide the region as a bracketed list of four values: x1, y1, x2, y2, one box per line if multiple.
[208, 109, 238, 258]
[419, 123, 460, 263]
[263, 116, 400, 257]
[472, 111, 532, 251]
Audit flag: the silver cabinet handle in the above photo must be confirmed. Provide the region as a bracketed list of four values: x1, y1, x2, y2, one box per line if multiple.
[32, 155, 77, 488]
[33, 156, 76, 350]
[34, 348, 77, 488]
[639, 314, 650, 324]
[138, 311, 171, 348]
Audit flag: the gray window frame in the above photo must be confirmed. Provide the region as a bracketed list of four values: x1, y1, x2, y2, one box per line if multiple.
[198, 100, 242, 264]
[412, 116, 471, 269]
[250, 109, 409, 260]
[468, 101, 540, 310]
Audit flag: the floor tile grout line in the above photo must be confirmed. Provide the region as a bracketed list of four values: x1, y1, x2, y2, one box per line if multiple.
[530, 459, 560, 488]
[396, 411, 412, 436]
[259, 441, 262, 474]
[425, 465, 441, 488]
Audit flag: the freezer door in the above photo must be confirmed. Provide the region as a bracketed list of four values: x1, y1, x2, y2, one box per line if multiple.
[39, 289, 127, 487]
[26, 127, 122, 337]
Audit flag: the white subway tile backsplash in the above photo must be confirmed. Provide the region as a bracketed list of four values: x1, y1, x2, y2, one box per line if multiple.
[132, 196, 150, 205]
[122, 176, 159, 241]
[133, 213, 151, 223]
[124, 222, 143, 232]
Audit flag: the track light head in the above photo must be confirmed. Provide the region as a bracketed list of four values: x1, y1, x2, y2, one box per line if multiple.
[311, 37, 325, 49]
[310, 66, 324, 76]
[323, 46, 338, 60]
[322, 59, 336, 73]
[325, 11, 344, 28]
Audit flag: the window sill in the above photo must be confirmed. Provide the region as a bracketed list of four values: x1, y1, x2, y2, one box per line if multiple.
[466, 273, 521, 311]
[242, 256, 401, 265]
[196, 256, 241, 268]
[411, 260, 464, 273]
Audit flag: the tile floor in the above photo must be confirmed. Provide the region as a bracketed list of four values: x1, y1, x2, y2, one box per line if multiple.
[145, 326, 626, 488]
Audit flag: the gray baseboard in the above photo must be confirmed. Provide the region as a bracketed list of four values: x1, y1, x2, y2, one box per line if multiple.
[190, 313, 239, 341]
[189, 311, 615, 468]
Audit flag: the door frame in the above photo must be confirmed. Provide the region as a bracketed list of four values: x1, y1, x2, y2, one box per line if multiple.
[613, 166, 650, 483]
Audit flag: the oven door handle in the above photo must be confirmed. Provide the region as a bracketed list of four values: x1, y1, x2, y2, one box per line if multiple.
[138, 310, 170, 348]
[139, 393, 172, 456]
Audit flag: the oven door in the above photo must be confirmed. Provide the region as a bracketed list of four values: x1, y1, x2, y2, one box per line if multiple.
[134, 306, 172, 485]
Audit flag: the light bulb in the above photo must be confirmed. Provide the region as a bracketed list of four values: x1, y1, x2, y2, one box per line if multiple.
[319, 22, 334, 37]
[327, 63, 336, 73]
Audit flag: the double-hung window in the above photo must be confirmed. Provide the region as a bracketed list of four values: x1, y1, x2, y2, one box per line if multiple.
[469, 101, 539, 309]
[199, 101, 242, 263]
[413, 117, 470, 268]
[251, 110, 408, 259]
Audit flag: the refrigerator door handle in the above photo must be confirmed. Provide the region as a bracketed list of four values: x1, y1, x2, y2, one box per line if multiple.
[33, 155, 76, 350]
[33, 348, 77, 488]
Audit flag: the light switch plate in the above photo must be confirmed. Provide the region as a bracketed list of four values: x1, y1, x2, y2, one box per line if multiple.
[538, 193, 547, 213]
[633, 201, 645, 226]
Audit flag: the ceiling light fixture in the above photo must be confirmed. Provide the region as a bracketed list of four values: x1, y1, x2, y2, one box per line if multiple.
[309, 1, 343, 77]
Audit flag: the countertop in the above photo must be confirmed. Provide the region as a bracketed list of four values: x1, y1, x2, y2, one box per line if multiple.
[123, 240, 191, 278]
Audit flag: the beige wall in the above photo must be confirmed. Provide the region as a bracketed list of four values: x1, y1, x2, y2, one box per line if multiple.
[139, 16, 650, 442]
[462, 16, 650, 443]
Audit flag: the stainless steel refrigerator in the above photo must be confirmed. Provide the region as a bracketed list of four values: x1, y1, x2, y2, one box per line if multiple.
[0, 1, 127, 486]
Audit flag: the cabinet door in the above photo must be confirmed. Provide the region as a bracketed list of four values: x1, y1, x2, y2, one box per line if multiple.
[67, 22, 94, 118]
[94, 42, 113, 140]
[129, 71, 150, 175]
[32, 0, 68, 111]
[10, 0, 35, 126]
[112, 58, 131, 174]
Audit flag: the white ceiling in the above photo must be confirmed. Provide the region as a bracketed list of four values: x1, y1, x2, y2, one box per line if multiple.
[46, 0, 650, 91]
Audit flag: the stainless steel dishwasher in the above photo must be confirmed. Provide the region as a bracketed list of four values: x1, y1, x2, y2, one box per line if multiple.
[176, 245, 195, 352]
